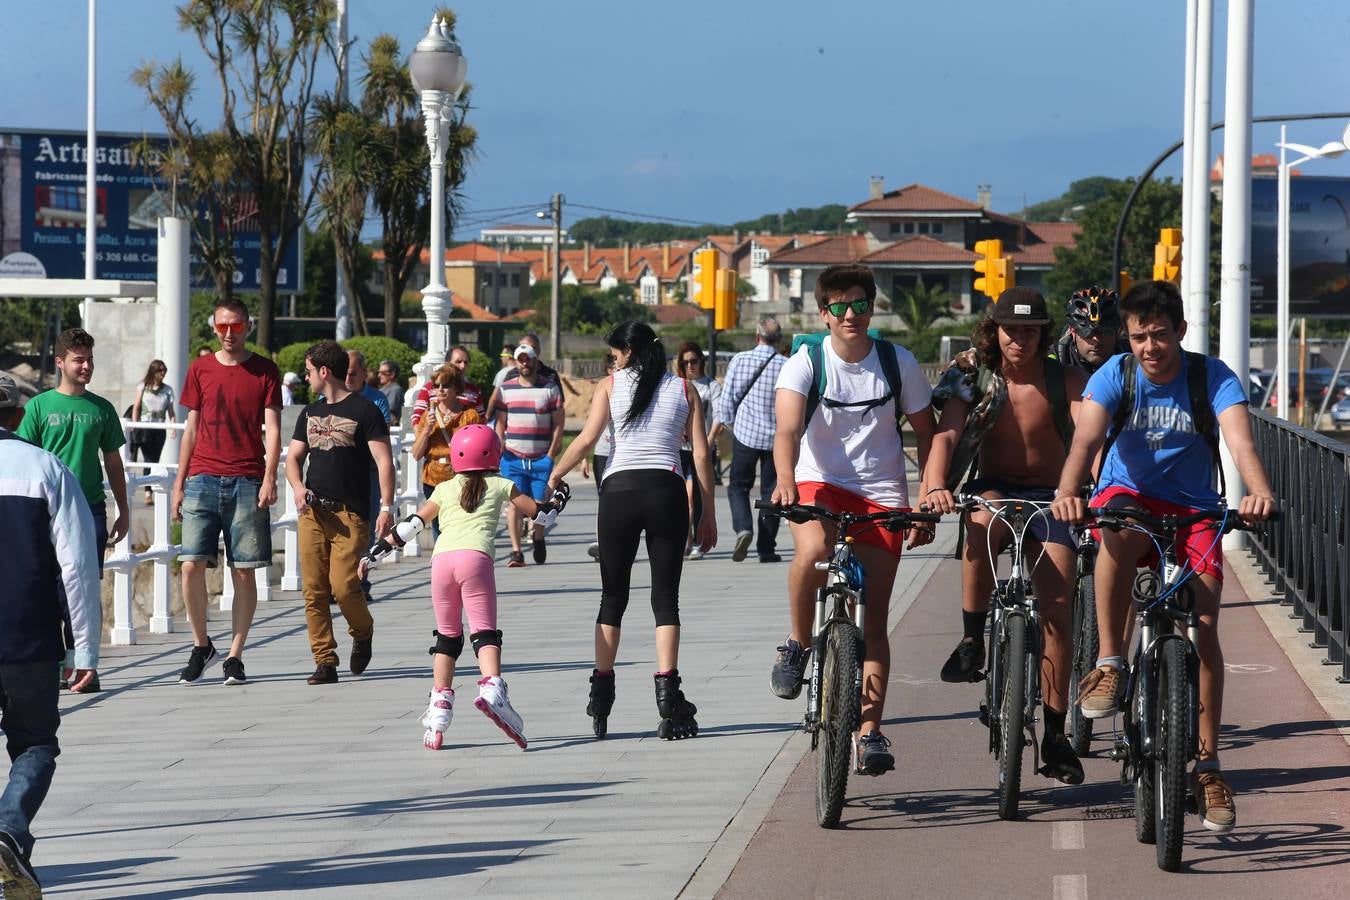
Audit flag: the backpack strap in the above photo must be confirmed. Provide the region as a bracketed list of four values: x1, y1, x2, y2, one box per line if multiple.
[874, 338, 905, 436]
[1184, 351, 1226, 496]
[803, 338, 904, 436]
[1043, 357, 1074, 451]
[803, 340, 827, 428]
[1097, 354, 1137, 481]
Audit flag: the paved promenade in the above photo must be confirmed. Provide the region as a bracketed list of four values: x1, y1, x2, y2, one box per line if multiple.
[18, 480, 1348, 897]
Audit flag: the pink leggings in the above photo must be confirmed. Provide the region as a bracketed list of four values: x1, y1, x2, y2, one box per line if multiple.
[430, 550, 498, 638]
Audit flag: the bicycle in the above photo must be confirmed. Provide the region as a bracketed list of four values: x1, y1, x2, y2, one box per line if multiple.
[1085, 506, 1262, 872]
[955, 493, 1060, 821]
[757, 500, 941, 828]
[1068, 525, 1099, 756]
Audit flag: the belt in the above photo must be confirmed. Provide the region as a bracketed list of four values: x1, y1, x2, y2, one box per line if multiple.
[306, 491, 347, 513]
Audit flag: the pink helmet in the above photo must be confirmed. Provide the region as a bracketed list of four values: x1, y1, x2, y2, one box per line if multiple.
[450, 423, 502, 473]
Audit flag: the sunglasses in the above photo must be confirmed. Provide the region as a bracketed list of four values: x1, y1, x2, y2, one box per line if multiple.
[825, 298, 871, 318]
[214, 321, 249, 336]
[679, 356, 701, 367]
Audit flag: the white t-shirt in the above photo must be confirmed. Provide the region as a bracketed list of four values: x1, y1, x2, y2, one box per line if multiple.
[775, 338, 932, 507]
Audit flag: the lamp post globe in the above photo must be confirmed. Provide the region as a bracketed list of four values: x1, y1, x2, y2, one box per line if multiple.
[410, 15, 468, 397]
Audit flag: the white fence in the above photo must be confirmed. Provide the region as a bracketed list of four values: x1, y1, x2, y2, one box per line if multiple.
[104, 419, 425, 646]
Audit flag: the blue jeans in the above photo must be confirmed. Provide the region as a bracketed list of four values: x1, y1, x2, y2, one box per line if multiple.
[179, 475, 272, 568]
[728, 436, 779, 558]
[0, 662, 60, 859]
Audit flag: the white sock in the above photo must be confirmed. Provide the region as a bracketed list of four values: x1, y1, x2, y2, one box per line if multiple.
[1095, 656, 1125, 671]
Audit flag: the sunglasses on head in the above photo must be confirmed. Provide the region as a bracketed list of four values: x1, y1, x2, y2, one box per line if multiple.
[213, 321, 249, 336]
[825, 298, 871, 318]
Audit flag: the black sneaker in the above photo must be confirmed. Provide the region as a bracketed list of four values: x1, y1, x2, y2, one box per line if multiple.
[856, 731, 896, 776]
[1039, 731, 1085, 785]
[770, 639, 810, 700]
[532, 534, 547, 564]
[222, 656, 247, 686]
[939, 637, 985, 683]
[507, 550, 526, 568]
[179, 642, 219, 684]
[0, 830, 41, 900]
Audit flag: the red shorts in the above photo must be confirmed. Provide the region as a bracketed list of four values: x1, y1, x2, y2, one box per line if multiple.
[796, 482, 907, 557]
[1090, 486, 1225, 582]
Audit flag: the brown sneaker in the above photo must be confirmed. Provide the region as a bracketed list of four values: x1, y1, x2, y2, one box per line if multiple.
[1195, 769, 1237, 833]
[307, 663, 339, 685]
[350, 639, 372, 676]
[507, 550, 526, 568]
[1078, 665, 1122, 719]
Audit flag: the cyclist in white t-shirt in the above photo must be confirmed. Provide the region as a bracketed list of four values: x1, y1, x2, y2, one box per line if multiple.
[768, 264, 938, 775]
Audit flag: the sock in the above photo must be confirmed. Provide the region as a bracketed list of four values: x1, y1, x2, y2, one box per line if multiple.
[593, 669, 614, 678]
[1043, 706, 1066, 736]
[1095, 655, 1125, 671]
[962, 610, 988, 643]
[1195, 759, 1221, 773]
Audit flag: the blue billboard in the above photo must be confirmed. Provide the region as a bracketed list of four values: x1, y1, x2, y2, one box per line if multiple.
[0, 129, 300, 292]
[1250, 175, 1350, 317]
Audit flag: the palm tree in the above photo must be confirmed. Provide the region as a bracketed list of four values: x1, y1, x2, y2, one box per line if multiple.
[897, 281, 953, 333]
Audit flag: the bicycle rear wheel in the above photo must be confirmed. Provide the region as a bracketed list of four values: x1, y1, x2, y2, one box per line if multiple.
[997, 614, 1027, 821]
[1155, 639, 1188, 871]
[815, 622, 861, 828]
[1068, 571, 1098, 756]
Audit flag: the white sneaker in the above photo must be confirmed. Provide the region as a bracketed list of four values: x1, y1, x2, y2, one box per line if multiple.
[686, 545, 705, 560]
[475, 676, 527, 749]
[421, 687, 454, 750]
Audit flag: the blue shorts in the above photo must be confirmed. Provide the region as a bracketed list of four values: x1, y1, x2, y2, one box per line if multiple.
[500, 450, 553, 501]
[180, 474, 273, 568]
[963, 477, 1076, 549]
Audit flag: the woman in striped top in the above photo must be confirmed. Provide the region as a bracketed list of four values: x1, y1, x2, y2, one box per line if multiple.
[550, 321, 717, 741]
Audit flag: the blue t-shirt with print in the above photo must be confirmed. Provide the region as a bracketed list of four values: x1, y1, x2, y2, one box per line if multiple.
[1086, 352, 1246, 507]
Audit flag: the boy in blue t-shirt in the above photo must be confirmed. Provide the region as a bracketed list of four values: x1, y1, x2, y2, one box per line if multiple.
[1051, 280, 1274, 835]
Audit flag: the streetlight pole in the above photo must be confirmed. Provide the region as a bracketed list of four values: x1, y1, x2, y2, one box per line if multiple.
[1275, 122, 1350, 421]
[84, 0, 97, 310]
[334, 0, 351, 340]
[410, 16, 467, 390]
[537, 194, 563, 361]
[1184, 0, 1213, 353]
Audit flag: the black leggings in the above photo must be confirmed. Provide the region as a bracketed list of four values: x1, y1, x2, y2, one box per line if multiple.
[596, 469, 687, 628]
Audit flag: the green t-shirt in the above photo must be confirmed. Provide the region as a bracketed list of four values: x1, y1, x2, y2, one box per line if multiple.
[430, 474, 516, 559]
[17, 389, 125, 506]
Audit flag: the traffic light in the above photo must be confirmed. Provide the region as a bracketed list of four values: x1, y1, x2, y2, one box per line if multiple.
[1119, 270, 1134, 297]
[973, 238, 1004, 300]
[714, 268, 738, 330]
[1153, 228, 1182, 284]
[692, 248, 719, 309]
[994, 254, 1015, 294]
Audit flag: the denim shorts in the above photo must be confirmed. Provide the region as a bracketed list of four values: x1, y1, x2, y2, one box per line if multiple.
[180, 474, 272, 568]
[499, 451, 553, 501]
[963, 477, 1075, 549]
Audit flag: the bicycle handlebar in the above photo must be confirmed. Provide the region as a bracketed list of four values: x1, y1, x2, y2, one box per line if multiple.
[1085, 506, 1278, 535]
[754, 500, 942, 530]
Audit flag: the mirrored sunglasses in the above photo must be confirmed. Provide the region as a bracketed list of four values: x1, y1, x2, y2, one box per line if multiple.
[826, 298, 871, 318]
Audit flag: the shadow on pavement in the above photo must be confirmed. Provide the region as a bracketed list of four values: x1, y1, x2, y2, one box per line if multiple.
[1185, 822, 1350, 874]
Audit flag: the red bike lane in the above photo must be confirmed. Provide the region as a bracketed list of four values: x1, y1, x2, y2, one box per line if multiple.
[718, 552, 1350, 899]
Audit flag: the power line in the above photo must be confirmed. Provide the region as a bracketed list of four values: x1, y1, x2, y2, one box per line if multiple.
[459, 202, 550, 217]
[568, 202, 717, 227]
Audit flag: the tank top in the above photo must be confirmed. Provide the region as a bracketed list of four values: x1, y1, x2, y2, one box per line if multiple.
[604, 368, 688, 480]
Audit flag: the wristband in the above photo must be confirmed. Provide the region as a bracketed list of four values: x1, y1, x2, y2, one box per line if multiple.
[926, 487, 944, 495]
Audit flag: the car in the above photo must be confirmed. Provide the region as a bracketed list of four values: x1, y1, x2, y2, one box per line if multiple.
[1332, 396, 1350, 426]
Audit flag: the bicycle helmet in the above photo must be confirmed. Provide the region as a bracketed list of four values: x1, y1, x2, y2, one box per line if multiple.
[1066, 286, 1121, 337]
[449, 423, 502, 473]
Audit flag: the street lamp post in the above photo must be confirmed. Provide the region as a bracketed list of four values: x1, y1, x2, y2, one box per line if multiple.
[1275, 122, 1349, 421]
[410, 15, 467, 389]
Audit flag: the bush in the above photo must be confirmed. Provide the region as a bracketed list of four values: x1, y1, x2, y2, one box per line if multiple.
[275, 342, 312, 380]
[275, 336, 421, 384]
[458, 346, 496, 390]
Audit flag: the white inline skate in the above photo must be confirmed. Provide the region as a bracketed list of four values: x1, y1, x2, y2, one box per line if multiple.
[474, 676, 527, 749]
[421, 687, 455, 750]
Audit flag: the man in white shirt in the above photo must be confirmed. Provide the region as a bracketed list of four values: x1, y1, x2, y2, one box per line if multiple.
[768, 264, 938, 775]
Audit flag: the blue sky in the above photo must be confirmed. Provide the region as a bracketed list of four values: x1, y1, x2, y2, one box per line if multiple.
[3, 0, 1349, 236]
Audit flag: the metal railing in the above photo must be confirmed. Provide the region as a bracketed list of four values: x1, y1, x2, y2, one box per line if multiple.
[1247, 409, 1349, 683]
[105, 419, 424, 646]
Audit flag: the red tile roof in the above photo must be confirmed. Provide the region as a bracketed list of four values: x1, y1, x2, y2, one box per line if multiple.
[450, 297, 503, 321]
[444, 242, 534, 264]
[860, 236, 977, 264]
[850, 184, 983, 214]
[765, 235, 871, 266]
[1008, 243, 1064, 266]
[652, 304, 703, 324]
[1025, 222, 1081, 246]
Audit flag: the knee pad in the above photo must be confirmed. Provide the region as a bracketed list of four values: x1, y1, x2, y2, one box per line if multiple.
[469, 629, 503, 657]
[429, 630, 464, 658]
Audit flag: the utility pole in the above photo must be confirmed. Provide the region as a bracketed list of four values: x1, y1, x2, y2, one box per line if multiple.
[333, 0, 351, 338]
[549, 193, 562, 361]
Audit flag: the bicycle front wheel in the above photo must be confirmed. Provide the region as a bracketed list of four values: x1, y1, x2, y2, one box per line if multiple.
[997, 614, 1027, 821]
[815, 622, 861, 828]
[1155, 639, 1188, 871]
[1068, 572, 1098, 756]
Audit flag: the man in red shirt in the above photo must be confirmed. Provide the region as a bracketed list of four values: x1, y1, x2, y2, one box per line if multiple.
[171, 298, 283, 686]
[410, 345, 483, 429]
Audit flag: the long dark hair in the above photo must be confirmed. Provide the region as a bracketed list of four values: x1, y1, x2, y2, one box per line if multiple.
[972, 316, 1052, 370]
[141, 359, 167, 388]
[608, 320, 667, 427]
[459, 471, 487, 514]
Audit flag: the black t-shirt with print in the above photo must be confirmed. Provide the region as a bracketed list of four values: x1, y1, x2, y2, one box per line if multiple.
[292, 392, 389, 519]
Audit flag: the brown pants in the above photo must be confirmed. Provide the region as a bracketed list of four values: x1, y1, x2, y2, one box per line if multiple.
[298, 507, 374, 666]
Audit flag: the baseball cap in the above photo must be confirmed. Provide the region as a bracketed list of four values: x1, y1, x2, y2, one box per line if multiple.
[514, 344, 538, 360]
[0, 374, 21, 408]
[990, 286, 1051, 326]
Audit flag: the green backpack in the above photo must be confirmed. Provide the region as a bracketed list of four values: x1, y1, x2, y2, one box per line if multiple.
[790, 331, 906, 436]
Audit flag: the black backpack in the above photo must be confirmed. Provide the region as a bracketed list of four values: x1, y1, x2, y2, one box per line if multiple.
[801, 335, 906, 437]
[1099, 351, 1223, 492]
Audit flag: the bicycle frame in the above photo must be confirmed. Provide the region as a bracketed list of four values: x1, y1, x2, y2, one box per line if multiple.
[805, 533, 866, 738]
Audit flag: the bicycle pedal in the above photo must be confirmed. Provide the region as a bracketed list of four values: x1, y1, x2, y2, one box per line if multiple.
[978, 704, 990, 726]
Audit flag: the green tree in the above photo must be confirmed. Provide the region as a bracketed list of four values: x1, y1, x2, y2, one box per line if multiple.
[1023, 176, 1118, 222]
[135, 0, 336, 350]
[362, 13, 477, 340]
[896, 282, 952, 333]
